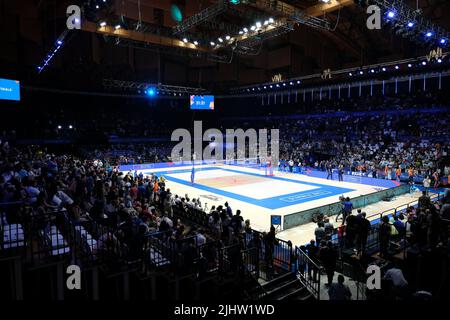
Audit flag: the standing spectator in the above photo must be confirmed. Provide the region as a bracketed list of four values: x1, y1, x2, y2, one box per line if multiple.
[328, 275, 352, 300]
[314, 222, 326, 244]
[306, 240, 319, 282]
[418, 191, 431, 210]
[379, 216, 391, 258]
[319, 241, 337, 286]
[356, 212, 371, 254]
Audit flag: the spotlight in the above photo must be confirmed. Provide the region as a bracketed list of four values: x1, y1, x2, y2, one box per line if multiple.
[296, 80, 301, 84]
[407, 64, 412, 68]
[268, 17, 274, 24]
[370, 69, 375, 73]
[243, 27, 248, 33]
[96, 5, 99, 9]
[426, 31, 433, 37]
[145, 88, 156, 97]
[264, 20, 269, 26]
[382, 67, 386, 71]
[57, 125, 62, 129]
[269, 85, 273, 88]
[210, 41, 216, 46]
[250, 25, 256, 31]
[68, 125, 73, 129]
[193, 40, 198, 46]
[218, 37, 223, 43]
[422, 61, 427, 66]
[115, 24, 121, 30]
[255, 21, 262, 28]
[407, 22, 414, 28]
[283, 83, 286, 86]
[263, 86, 267, 89]
[359, 70, 364, 75]
[437, 58, 442, 63]
[239, 31, 244, 35]
[289, 82, 293, 85]
[395, 65, 399, 70]
[56, 40, 63, 45]
[439, 38, 447, 45]
[182, 38, 188, 43]
[99, 21, 107, 27]
[387, 11, 395, 19]
[276, 84, 280, 87]
[225, 35, 231, 40]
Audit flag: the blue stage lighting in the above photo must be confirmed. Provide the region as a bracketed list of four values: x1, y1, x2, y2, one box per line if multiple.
[145, 88, 156, 96]
[407, 22, 414, 28]
[439, 38, 447, 45]
[426, 32, 433, 38]
[387, 11, 395, 19]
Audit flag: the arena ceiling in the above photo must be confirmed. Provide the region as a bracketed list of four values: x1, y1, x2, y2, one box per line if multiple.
[0, 0, 449, 92]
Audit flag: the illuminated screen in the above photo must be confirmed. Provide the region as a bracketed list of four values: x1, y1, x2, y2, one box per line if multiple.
[190, 95, 214, 110]
[0, 78, 20, 101]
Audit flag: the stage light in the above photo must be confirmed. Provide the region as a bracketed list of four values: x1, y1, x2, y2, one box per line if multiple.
[439, 38, 447, 45]
[68, 125, 73, 129]
[239, 30, 244, 35]
[437, 58, 442, 63]
[210, 41, 216, 46]
[283, 83, 286, 86]
[276, 84, 280, 87]
[182, 38, 188, 43]
[252, 88, 255, 91]
[269, 85, 273, 88]
[218, 37, 223, 43]
[250, 25, 256, 31]
[422, 61, 427, 66]
[387, 11, 395, 19]
[145, 88, 156, 97]
[296, 80, 301, 84]
[255, 21, 262, 28]
[263, 86, 267, 89]
[407, 22, 414, 28]
[99, 21, 107, 27]
[115, 24, 121, 30]
[243, 27, 248, 33]
[225, 35, 231, 40]
[426, 31, 433, 37]
[96, 5, 99, 9]
[56, 40, 63, 45]
[289, 82, 293, 85]
[382, 67, 386, 71]
[268, 18, 274, 24]
[57, 125, 62, 129]
[193, 40, 198, 46]
[395, 65, 399, 70]
[407, 64, 412, 67]
[359, 70, 364, 75]
[370, 69, 375, 73]
[75, 18, 80, 24]
[264, 20, 269, 26]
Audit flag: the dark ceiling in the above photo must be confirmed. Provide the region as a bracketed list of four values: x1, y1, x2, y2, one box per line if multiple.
[0, 0, 449, 92]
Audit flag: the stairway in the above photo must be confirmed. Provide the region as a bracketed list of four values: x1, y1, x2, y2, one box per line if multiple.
[260, 272, 313, 300]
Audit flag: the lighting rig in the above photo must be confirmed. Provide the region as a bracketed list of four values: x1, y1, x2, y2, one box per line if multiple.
[102, 79, 208, 97]
[232, 52, 449, 95]
[363, 0, 449, 48]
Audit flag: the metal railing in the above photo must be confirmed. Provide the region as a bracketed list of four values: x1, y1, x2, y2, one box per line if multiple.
[294, 246, 323, 300]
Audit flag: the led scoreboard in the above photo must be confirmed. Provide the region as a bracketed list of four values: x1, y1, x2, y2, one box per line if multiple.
[190, 95, 214, 110]
[0, 78, 20, 101]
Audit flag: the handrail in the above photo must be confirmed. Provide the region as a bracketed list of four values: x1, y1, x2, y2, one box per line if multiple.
[366, 190, 442, 222]
[294, 246, 323, 300]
